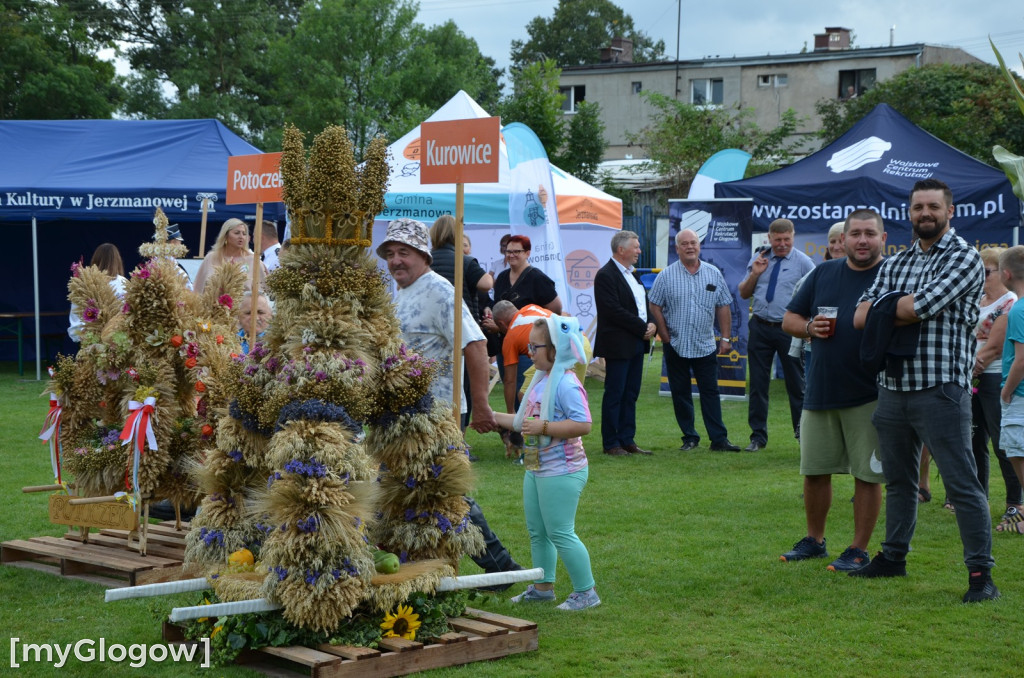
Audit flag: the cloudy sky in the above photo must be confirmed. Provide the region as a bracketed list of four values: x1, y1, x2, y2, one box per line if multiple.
[416, 0, 1023, 74]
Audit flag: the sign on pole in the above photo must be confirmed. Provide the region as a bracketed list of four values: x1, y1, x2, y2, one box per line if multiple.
[420, 117, 500, 185]
[420, 117, 500, 420]
[226, 152, 284, 342]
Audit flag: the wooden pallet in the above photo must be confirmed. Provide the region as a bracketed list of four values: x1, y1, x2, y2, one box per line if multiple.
[0, 520, 190, 587]
[163, 607, 538, 677]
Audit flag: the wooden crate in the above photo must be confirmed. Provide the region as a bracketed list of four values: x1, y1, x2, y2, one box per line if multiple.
[162, 607, 538, 677]
[0, 520, 190, 587]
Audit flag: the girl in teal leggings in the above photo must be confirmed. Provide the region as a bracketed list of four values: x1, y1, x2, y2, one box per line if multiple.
[495, 316, 600, 611]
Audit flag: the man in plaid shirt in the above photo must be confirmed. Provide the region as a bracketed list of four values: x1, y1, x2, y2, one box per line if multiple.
[851, 178, 998, 602]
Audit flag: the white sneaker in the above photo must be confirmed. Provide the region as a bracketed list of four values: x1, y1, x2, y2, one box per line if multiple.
[556, 587, 601, 611]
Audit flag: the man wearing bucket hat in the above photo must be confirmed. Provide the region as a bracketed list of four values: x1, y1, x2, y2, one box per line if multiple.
[378, 218, 523, 587]
[377, 217, 497, 432]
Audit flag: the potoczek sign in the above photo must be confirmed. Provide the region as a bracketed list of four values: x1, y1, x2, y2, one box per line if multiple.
[420, 117, 500, 185]
[226, 152, 283, 205]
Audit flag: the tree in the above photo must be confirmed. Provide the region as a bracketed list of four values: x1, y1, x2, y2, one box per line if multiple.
[628, 91, 805, 190]
[271, 1, 502, 155]
[379, 20, 503, 142]
[0, 1, 122, 119]
[498, 59, 608, 181]
[510, 0, 664, 70]
[559, 101, 606, 183]
[815, 63, 1024, 169]
[111, 0, 303, 147]
[498, 59, 567, 158]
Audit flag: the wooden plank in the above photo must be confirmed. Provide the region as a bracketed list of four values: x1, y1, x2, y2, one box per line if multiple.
[312, 629, 538, 678]
[66, 532, 185, 560]
[433, 632, 467, 645]
[464, 607, 538, 632]
[1, 558, 126, 588]
[259, 645, 341, 668]
[315, 644, 381, 660]
[49, 494, 138, 531]
[27, 536, 178, 569]
[162, 612, 538, 678]
[447, 617, 508, 637]
[377, 637, 422, 653]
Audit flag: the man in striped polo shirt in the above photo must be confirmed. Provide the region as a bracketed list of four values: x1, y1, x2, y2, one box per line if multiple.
[649, 229, 740, 452]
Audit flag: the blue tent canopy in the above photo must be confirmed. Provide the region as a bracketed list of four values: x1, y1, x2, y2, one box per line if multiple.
[715, 103, 1021, 250]
[0, 119, 284, 372]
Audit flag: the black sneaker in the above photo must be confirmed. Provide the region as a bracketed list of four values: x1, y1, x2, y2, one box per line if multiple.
[826, 546, 870, 572]
[962, 569, 1001, 603]
[848, 551, 906, 578]
[780, 536, 827, 562]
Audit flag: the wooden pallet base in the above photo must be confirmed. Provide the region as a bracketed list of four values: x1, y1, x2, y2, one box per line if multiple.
[163, 607, 538, 677]
[1, 521, 189, 587]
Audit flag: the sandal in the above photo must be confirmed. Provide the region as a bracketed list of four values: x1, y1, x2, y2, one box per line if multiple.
[996, 519, 1024, 534]
[997, 506, 1024, 529]
[942, 502, 955, 514]
[918, 488, 932, 503]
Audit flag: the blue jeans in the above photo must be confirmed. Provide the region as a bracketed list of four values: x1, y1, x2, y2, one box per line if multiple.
[873, 384, 994, 569]
[664, 344, 729, 445]
[601, 350, 644, 449]
[747, 318, 804, 445]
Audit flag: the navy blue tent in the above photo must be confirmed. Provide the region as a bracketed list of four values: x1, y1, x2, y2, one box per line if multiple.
[0, 119, 284, 374]
[716, 104, 1021, 255]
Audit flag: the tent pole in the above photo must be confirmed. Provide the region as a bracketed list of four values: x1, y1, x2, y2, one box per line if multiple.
[452, 183, 465, 424]
[198, 198, 210, 258]
[31, 216, 41, 381]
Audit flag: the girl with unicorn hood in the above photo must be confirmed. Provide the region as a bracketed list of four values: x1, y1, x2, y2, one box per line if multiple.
[494, 315, 601, 611]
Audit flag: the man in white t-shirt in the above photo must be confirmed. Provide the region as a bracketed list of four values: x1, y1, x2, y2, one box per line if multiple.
[378, 219, 521, 584]
[377, 218, 496, 430]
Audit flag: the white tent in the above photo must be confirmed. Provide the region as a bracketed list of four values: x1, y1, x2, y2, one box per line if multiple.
[371, 91, 622, 335]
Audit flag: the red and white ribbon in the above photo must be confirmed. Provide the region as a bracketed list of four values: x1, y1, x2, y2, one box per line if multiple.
[39, 393, 63, 483]
[120, 396, 158, 455]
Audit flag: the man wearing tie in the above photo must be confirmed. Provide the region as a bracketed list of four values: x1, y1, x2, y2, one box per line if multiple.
[738, 218, 815, 451]
[594, 230, 657, 456]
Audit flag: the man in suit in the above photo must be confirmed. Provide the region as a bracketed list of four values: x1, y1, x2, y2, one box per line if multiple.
[594, 230, 657, 456]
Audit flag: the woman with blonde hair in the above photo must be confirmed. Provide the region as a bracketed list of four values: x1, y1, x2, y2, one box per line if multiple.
[192, 218, 266, 293]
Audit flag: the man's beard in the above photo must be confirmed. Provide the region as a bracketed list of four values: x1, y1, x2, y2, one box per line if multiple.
[912, 215, 946, 240]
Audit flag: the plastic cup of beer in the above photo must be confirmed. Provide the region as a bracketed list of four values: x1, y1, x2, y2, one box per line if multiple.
[818, 307, 838, 337]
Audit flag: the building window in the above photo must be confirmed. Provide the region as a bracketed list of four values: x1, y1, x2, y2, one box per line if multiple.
[758, 74, 771, 87]
[774, 73, 788, 87]
[559, 85, 586, 112]
[838, 68, 876, 99]
[691, 78, 723, 106]
[631, 81, 642, 94]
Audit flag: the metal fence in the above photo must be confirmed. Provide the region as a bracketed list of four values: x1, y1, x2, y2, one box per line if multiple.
[623, 205, 659, 269]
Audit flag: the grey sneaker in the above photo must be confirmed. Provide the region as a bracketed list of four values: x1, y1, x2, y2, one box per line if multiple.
[826, 546, 870, 572]
[510, 585, 555, 603]
[556, 587, 601, 611]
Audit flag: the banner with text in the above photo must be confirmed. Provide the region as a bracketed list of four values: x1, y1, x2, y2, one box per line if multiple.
[503, 123, 568, 303]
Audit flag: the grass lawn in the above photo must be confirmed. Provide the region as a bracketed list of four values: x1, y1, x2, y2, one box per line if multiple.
[0, 355, 1018, 677]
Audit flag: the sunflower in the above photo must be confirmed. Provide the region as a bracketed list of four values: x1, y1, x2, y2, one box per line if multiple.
[380, 604, 421, 640]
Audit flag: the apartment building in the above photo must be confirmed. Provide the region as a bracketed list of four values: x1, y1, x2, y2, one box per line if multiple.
[560, 28, 982, 161]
